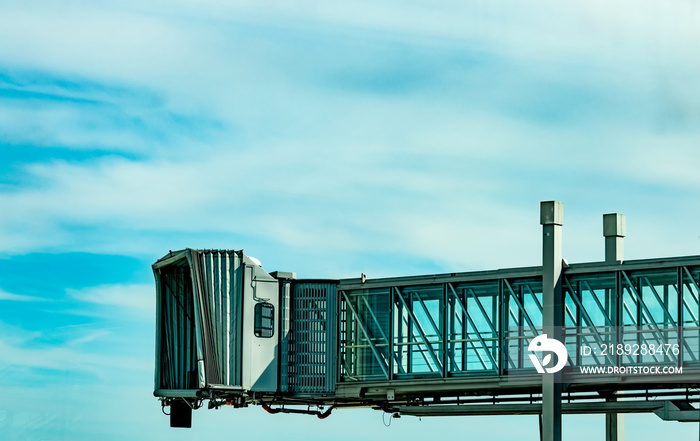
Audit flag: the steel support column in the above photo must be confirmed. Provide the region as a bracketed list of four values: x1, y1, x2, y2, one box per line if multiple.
[603, 213, 626, 264]
[541, 201, 563, 441]
[604, 213, 626, 441]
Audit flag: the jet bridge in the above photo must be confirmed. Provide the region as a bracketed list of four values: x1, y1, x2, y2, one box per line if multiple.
[153, 203, 700, 440]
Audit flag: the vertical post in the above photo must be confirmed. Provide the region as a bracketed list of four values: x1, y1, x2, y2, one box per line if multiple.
[390, 286, 395, 381]
[603, 213, 625, 441]
[442, 284, 448, 378]
[541, 201, 564, 441]
[603, 214, 626, 263]
[499, 280, 507, 376]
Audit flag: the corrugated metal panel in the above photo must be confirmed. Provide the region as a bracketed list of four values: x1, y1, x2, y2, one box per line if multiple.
[286, 282, 337, 395]
[189, 249, 243, 388]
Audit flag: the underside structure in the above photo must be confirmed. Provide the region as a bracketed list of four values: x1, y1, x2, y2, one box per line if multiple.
[152, 203, 700, 440]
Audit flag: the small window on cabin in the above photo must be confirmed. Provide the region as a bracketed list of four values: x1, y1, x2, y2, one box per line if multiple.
[254, 302, 274, 338]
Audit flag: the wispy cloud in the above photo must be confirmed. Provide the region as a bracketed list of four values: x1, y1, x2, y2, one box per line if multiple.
[0, 337, 150, 376]
[0, 69, 223, 159]
[67, 283, 154, 316]
[0, 287, 44, 302]
[0, 317, 152, 386]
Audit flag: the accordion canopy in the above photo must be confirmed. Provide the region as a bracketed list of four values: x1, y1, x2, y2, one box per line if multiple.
[153, 249, 271, 394]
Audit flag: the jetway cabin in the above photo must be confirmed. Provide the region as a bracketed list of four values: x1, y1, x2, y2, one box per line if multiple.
[153, 249, 283, 396]
[153, 249, 339, 427]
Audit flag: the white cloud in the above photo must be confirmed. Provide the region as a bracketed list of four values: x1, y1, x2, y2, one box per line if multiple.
[0, 319, 153, 386]
[0, 288, 43, 302]
[0, 104, 155, 151]
[0, 104, 699, 270]
[127, 0, 700, 75]
[67, 284, 154, 316]
[1, 0, 698, 120]
[0, 338, 149, 375]
[0, 0, 698, 269]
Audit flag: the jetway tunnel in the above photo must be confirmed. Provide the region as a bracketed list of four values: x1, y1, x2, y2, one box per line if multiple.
[152, 205, 700, 440]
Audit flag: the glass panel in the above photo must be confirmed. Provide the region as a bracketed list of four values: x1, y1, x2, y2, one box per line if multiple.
[447, 281, 499, 374]
[681, 267, 700, 363]
[341, 288, 390, 381]
[254, 302, 274, 338]
[505, 277, 542, 371]
[623, 269, 678, 365]
[401, 285, 443, 376]
[563, 273, 616, 367]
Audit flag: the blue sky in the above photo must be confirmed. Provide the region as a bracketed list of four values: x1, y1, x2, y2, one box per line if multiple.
[1, 1, 700, 439]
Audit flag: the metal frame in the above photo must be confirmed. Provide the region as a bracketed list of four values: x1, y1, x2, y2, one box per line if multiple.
[337, 258, 700, 386]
